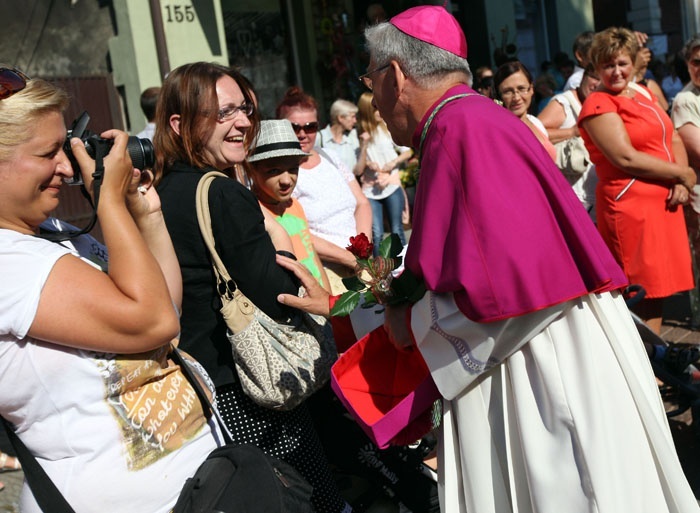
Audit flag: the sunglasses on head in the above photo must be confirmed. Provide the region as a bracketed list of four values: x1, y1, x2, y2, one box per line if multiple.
[290, 121, 319, 134]
[0, 67, 29, 100]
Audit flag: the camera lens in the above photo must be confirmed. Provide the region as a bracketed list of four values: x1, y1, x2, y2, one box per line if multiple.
[126, 137, 155, 170]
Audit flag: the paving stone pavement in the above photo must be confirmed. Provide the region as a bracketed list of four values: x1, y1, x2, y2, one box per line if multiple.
[1, 292, 700, 511]
[0, 469, 22, 513]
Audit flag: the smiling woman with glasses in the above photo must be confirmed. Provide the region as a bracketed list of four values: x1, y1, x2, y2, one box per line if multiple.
[217, 100, 254, 122]
[494, 60, 557, 160]
[153, 64, 351, 513]
[276, 86, 372, 295]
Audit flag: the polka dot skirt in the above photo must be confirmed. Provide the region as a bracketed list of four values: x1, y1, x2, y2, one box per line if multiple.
[216, 381, 352, 513]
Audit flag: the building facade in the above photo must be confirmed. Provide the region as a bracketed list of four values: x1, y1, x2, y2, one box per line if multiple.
[0, 0, 696, 233]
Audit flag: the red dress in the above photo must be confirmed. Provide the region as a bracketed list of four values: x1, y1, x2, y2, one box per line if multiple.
[579, 86, 693, 298]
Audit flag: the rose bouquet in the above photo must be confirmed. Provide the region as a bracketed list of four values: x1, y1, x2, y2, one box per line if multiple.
[330, 233, 426, 316]
[329, 233, 440, 448]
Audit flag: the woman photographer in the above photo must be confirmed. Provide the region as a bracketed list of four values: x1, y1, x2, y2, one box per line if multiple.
[0, 71, 221, 512]
[153, 62, 350, 513]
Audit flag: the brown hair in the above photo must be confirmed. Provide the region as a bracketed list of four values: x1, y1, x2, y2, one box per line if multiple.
[493, 60, 534, 97]
[153, 62, 259, 182]
[589, 27, 639, 71]
[275, 86, 318, 119]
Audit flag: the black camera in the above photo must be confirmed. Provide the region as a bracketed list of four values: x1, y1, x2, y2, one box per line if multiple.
[63, 111, 155, 185]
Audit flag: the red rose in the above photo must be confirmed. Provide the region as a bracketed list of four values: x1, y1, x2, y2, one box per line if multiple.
[346, 233, 373, 259]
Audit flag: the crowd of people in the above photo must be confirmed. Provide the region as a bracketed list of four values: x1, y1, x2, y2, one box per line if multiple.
[3, 4, 700, 513]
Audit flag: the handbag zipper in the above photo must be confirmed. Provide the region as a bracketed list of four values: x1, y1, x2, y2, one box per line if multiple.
[274, 467, 290, 487]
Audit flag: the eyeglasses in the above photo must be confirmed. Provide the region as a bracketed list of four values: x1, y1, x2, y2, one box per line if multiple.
[0, 67, 30, 100]
[689, 58, 700, 68]
[290, 121, 319, 134]
[359, 63, 391, 91]
[217, 100, 254, 122]
[499, 84, 532, 100]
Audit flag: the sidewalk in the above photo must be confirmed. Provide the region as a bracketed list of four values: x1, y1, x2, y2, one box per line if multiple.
[0, 468, 22, 513]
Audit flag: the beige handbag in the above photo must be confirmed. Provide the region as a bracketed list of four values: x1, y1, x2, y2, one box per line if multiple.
[553, 90, 591, 183]
[195, 171, 337, 411]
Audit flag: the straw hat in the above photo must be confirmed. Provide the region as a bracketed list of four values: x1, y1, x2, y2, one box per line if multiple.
[248, 119, 311, 162]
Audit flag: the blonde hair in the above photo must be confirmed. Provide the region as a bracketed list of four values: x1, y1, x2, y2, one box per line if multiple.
[356, 92, 382, 139]
[589, 27, 639, 71]
[0, 79, 69, 161]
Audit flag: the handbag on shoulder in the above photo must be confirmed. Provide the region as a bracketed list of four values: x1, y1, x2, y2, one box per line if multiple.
[195, 171, 337, 411]
[553, 90, 591, 183]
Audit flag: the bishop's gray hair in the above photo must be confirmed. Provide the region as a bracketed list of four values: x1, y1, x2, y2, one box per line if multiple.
[364, 22, 472, 89]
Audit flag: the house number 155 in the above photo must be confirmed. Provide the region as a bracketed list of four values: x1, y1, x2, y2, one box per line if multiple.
[165, 5, 196, 23]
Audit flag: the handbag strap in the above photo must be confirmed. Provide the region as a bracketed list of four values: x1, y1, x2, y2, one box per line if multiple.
[195, 171, 240, 299]
[170, 349, 234, 446]
[563, 90, 582, 118]
[0, 417, 76, 513]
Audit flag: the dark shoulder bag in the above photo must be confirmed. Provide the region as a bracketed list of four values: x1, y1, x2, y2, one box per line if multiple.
[170, 350, 314, 513]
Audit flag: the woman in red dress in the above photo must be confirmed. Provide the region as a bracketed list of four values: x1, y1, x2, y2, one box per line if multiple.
[579, 27, 697, 333]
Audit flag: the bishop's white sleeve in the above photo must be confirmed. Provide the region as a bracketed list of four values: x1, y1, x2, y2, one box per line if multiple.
[410, 291, 569, 400]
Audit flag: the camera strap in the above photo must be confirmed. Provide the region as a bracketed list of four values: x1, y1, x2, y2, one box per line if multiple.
[90, 143, 107, 211]
[37, 143, 107, 243]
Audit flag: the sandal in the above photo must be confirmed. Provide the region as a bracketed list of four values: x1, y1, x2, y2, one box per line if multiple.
[0, 452, 20, 472]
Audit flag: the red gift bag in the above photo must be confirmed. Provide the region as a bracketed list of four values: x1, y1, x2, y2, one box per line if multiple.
[330, 326, 441, 449]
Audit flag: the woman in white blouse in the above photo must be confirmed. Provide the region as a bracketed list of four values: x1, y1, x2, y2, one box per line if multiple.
[355, 92, 413, 254]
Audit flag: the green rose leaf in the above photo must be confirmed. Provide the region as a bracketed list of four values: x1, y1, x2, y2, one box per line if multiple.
[330, 290, 361, 317]
[379, 233, 404, 260]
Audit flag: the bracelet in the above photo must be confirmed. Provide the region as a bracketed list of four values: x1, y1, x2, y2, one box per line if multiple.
[276, 250, 297, 260]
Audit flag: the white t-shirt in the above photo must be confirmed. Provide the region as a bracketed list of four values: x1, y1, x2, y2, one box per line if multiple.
[135, 122, 156, 141]
[672, 82, 700, 130]
[362, 126, 410, 200]
[0, 228, 218, 513]
[563, 66, 584, 91]
[293, 149, 358, 248]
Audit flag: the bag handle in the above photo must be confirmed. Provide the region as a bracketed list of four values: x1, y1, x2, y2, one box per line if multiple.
[195, 171, 238, 297]
[195, 172, 255, 329]
[564, 90, 582, 119]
